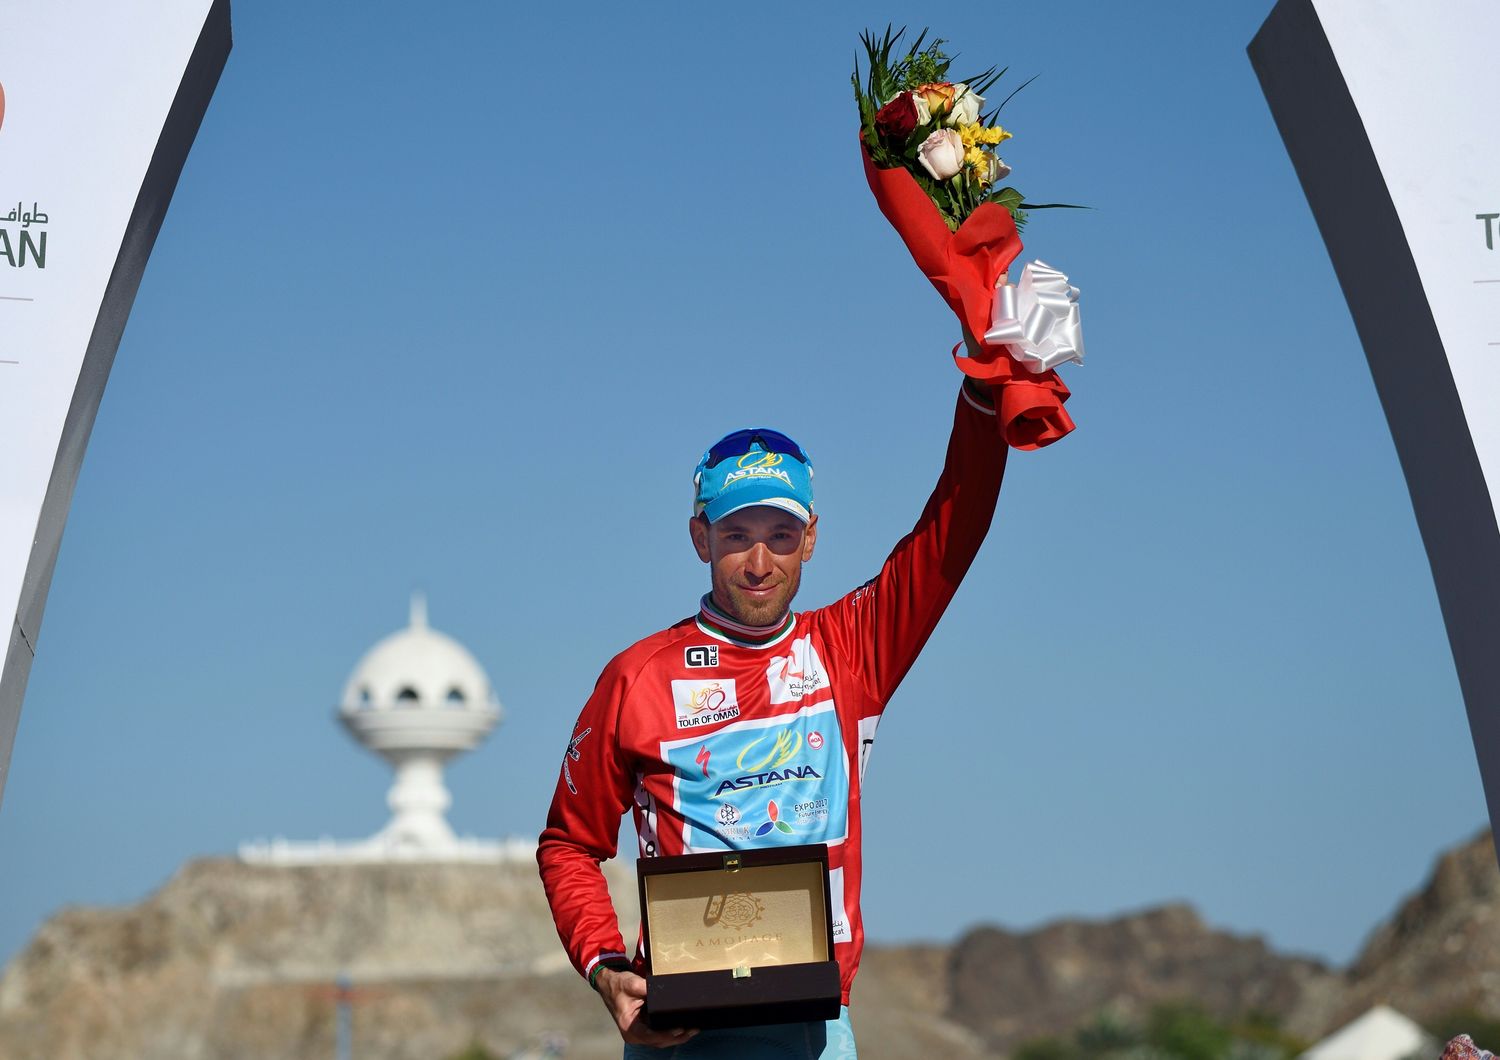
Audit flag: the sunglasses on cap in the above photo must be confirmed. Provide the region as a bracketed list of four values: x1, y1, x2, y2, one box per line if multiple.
[701, 428, 811, 469]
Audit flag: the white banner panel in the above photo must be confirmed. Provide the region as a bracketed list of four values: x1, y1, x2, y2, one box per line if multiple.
[1251, 1, 1500, 847]
[1308, 3, 1500, 485]
[0, 0, 231, 807]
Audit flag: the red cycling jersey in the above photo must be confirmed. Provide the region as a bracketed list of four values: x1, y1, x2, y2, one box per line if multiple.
[538, 387, 1008, 1004]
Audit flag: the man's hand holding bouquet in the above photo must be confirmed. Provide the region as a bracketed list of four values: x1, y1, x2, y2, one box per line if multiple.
[855, 27, 1084, 449]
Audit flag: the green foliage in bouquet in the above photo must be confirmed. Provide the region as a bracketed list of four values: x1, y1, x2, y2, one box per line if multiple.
[853, 26, 1078, 232]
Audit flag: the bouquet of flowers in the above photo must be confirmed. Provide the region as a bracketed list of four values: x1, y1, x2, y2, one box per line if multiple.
[856, 27, 1023, 232]
[854, 27, 1083, 450]
[1442, 1034, 1496, 1060]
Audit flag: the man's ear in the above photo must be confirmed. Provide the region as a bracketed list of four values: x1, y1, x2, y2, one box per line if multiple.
[689, 513, 712, 563]
[801, 515, 818, 562]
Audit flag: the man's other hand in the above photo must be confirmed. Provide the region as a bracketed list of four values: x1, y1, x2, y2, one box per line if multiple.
[594, 966, 699, 1047]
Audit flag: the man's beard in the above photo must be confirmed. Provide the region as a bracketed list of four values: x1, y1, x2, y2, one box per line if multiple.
[711, 568, 801, 627]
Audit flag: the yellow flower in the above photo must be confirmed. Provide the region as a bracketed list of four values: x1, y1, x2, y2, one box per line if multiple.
[959, 122, 982, 148]
[964, 146, 986, 168]
[983, 125, 1013, 145]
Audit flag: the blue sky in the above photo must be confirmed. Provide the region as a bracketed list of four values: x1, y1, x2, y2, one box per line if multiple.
[0, 0, 1488, 972]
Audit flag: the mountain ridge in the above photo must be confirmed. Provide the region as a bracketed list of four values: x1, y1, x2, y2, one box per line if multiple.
[0, 830, 1493, 1059]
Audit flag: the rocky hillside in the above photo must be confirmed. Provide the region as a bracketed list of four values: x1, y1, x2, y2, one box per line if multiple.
[0, 830, 1496, 1059]
[1341, 829, 1500, 1022]
[945, 903, 1343, 1053]
[939, 829, 1500, 1055]
[0, 858, 640, 1060]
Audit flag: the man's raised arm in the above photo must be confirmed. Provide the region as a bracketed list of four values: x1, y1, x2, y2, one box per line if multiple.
[819, 379, 1009, 707]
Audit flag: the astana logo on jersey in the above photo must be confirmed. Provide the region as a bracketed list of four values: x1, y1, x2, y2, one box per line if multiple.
[660, 702, 848, 852]
[711, 727, 810, 798]
[766, 637, 830, 703]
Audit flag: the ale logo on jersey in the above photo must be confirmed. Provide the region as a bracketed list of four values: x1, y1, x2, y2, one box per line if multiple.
[766, 637, 829, 703]
[672, 679, 740, 729]
[684, 644, 719, 668]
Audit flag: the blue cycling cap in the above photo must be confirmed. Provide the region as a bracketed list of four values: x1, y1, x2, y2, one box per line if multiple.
[693, 428, 814, 524]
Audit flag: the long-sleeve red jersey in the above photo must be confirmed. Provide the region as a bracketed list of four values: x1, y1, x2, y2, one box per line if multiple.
[537, 387, 1008, 1005]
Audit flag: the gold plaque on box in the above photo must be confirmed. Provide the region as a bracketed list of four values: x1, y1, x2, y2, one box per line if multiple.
[638, 844, 842, 1031]
[644, 858, 830, 974]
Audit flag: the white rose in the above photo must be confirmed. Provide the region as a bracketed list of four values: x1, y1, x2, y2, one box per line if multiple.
[917, 128, 965, 181]
[945, 83, 985, 127]
[911, 91, 931, 126]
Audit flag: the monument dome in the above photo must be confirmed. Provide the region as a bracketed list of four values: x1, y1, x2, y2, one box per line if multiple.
[338, 594, 501, 757]
[240, 594, 530, 865]
[340, 594, 499, 718]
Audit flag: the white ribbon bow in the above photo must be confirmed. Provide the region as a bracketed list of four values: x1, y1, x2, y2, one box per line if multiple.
[984, 260, 1084, 374]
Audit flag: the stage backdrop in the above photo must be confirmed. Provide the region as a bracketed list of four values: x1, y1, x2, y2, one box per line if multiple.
[0, 0, 231, 808]
[1251, 0, 1500, 851]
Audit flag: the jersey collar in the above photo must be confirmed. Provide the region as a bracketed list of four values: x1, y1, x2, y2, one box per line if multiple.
[695, 594, 795, 650]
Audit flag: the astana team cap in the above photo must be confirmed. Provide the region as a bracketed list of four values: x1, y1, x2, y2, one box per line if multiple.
[693, 428, 814, 524]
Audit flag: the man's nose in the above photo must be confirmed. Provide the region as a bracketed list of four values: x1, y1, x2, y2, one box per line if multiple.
[745, 542, 775, 577]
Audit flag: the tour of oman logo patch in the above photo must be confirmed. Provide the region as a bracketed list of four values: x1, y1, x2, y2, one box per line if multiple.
[671, 679, 740, 729]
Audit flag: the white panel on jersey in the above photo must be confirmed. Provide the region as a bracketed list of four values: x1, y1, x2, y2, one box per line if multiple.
[829, 865, 852, 944]
[765, 636, 832, 704]
[857, 716, 880, 782]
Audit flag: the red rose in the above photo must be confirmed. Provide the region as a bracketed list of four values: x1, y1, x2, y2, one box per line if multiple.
[874, 92, 921, 143]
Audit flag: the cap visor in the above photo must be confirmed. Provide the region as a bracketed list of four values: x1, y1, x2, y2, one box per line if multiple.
[706, 486, 811, 524]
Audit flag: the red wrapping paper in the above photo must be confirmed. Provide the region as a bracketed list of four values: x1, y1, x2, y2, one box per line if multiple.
[861, 144, 1075, 450]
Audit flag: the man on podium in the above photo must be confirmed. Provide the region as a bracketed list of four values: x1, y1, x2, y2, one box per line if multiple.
[538, 373, 1010, 1057]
